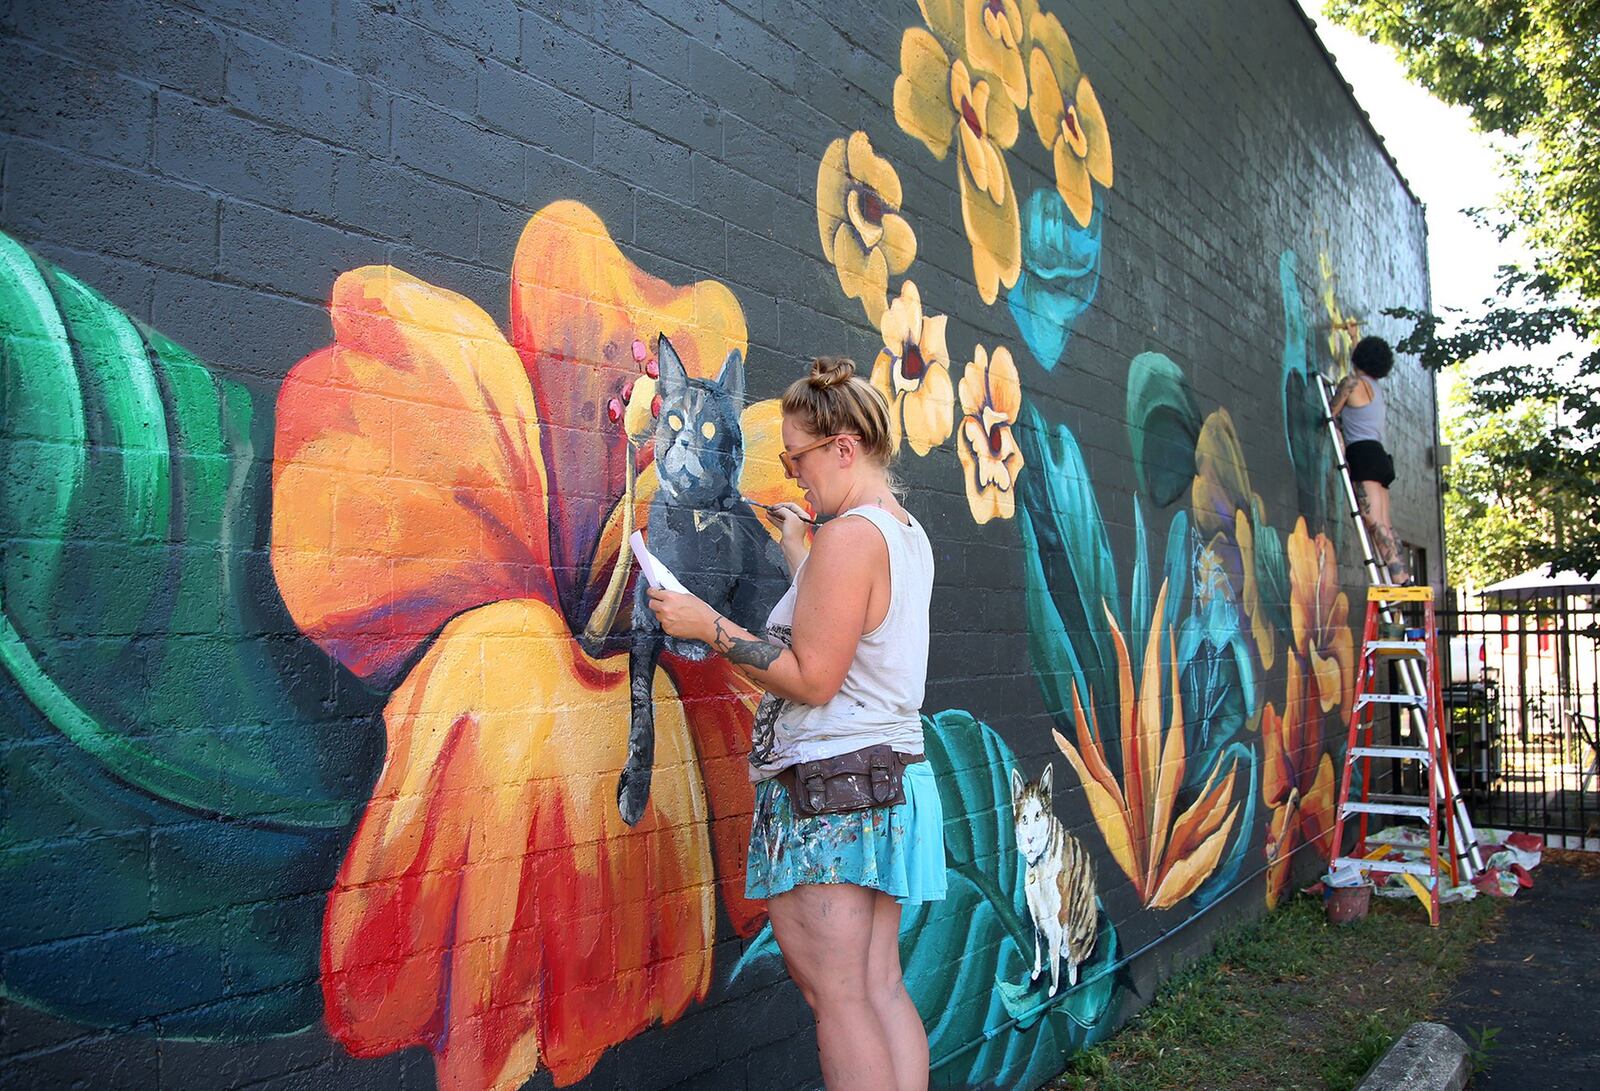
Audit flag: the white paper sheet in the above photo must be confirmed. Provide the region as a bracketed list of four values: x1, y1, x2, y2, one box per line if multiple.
[629, 530, 690, 594]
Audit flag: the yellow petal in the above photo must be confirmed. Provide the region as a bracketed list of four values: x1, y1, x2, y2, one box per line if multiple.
[1053, 139, 1094, 227]
[959, 156, 1021, 303]
[983, 75, 1020, 150]
[846, 129, 902, 207]
[894, 29, 956, 160]
[956, 426, 1001, 524]
[918, 0, 965, 45]
[1076, 76, 1114, 187]
[902, 361, 955, 455]
[816, 136, 848, 259]
[1028, 10, 1080, 86]
[964, 0, 1028, 108]
[979, 134, 1008, 204]
[958, 343, 989, 415]
[880, 213, 918, 275]
[872, 349, 905, 453]
[986, 344, 1022, 419]
[833, 221, 889, 324]
[1027, 45, 1066, 149]
[957, 109, 991, 194]
[919, 311, 951, 371]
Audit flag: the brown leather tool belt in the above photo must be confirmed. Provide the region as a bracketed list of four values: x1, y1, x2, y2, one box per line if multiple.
[774, 744, 925, 817]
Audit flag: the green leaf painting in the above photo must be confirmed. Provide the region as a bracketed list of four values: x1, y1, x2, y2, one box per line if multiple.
[0, 231, 380, 1036]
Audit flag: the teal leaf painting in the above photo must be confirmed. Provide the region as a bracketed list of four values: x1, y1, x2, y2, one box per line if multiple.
[1125, 351, 1202, 507]
[0, 231, 381, 1036]
[1279, 250, 1339, 534]
[1016, 405, 1120, 741]
[1007, 188, 1103, 370]
[732, 710, 1121, 1089]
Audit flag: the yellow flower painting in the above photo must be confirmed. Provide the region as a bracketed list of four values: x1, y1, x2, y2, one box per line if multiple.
[956, 342, 1025, 522]
[893, 0, 1022, 303]
[1027, 12, 1113, 227]
[817, 131, 918, 324]
[872, 280, 955, 455]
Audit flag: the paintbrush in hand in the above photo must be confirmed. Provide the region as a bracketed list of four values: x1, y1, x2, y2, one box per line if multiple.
[742, 497, 827, 525]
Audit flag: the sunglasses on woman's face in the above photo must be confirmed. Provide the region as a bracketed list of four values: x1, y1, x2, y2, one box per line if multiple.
[780, 434, 859, 479]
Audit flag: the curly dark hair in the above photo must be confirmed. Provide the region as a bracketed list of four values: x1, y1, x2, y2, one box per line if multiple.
[1352, 335, 1394, 379]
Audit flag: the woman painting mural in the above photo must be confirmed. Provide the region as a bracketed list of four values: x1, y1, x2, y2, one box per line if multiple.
[647, 356, 945, 1091]
[1331, 335, 1412, 584]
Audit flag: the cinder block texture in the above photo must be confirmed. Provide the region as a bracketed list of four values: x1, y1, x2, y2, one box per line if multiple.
[0, 1, 1436, 1089]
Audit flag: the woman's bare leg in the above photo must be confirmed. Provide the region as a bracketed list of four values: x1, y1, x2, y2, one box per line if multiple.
[866, 892, 928, 1091]
[1357, 480, 1409, 580]
[768, 883, 894, 1090]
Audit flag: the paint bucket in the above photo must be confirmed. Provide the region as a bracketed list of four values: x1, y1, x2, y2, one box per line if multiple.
[1324, 881, 1373, 925]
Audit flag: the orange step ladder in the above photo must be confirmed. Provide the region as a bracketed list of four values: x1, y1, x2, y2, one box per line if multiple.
[1328, 585, 1460, 925]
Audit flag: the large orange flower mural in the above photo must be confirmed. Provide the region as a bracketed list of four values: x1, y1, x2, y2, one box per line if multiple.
[1262, 517, 1355, 907]
[271, 201, 797, 1090]
[1052, 584, 1242, 910]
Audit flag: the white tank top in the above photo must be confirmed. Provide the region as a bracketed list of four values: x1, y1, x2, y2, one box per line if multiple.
[747, 505, 934, 781]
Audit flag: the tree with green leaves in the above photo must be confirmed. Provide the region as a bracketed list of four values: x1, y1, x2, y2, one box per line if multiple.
[1440, 386, 1563, 588]
[1327, 0, 1600, 301]
[1326, 0, 1600, 578]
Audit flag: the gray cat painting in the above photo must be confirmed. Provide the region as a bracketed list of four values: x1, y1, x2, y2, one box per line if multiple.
[616, 336, 788, 826]
[1011, 763, 1098, 996]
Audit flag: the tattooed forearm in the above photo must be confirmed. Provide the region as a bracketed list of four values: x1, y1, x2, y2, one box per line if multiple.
[712, 616, 783, 670]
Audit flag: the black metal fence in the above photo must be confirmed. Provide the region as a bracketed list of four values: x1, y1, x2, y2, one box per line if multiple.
[1437, 602, 1600, 842]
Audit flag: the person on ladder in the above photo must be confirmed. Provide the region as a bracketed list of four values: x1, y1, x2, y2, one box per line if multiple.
[1330, 335, 1411, 584]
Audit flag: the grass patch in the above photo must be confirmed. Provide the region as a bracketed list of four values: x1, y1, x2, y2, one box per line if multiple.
[1048, 890, 1503, 1091]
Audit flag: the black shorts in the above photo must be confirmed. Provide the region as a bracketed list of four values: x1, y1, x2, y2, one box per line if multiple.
[1345, 440, 1395, 488]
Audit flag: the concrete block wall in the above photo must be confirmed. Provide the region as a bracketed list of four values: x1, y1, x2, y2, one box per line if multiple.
[1, 0, 1436, 1088]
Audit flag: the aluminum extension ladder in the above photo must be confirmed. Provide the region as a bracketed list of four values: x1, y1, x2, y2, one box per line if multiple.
[1330, 586, 1456, 924]
[1316, 375, 1485, 882]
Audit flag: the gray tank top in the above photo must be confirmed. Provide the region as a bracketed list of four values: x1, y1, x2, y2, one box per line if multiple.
[747, 505, 934, 781]
[1340, 375, 1386, 445]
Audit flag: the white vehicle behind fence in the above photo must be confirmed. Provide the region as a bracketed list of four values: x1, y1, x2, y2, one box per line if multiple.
[1446, 635, 1492, 684]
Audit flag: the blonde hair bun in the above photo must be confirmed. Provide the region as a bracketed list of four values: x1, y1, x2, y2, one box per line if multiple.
[808, 356, 855, 389]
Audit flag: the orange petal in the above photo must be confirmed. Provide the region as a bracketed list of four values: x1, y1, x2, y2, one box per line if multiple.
[1261, 702, 1294, 808]
[510, 201, 747, 634]
[1106, 603, 1145, 872]
[1053, 725, 1137, 894]
[272, 268, 551, 686]
[1148, 787, 1239, 909]
[322, 598, 714, 1090]
[1163, 756, 1238, 869]
[1264, 798, 1298, 910]
[665, 654, 770, 937]
[1300, 752, 1338, 860]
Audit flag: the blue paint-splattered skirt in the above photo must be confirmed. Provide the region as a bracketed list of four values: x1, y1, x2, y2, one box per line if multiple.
[744, 761, 947, 904]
